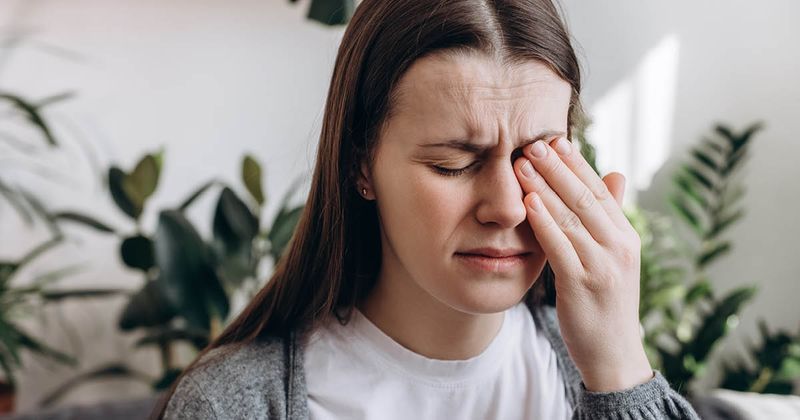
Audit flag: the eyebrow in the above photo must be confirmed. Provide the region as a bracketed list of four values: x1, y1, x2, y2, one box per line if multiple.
[418, 129, 567, 153]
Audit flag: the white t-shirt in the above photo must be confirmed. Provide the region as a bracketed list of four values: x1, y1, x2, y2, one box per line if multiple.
[303, 301, 572, 419]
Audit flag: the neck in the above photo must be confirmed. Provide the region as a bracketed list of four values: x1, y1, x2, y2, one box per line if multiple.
[357, 248, 505, 361]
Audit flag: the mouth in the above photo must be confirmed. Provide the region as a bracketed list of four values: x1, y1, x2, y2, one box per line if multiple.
[454, 251, 532, 272]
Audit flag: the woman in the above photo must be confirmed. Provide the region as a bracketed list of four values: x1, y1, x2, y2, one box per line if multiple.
[155, 0, 700, 418]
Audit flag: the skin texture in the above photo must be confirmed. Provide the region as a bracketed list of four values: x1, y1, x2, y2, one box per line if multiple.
[356, 51, 652, 392]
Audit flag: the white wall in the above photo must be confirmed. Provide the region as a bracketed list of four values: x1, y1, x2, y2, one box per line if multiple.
[0, 0, 797, 410]
[0, 0, 344, 410]
[560, 0, 800, 392]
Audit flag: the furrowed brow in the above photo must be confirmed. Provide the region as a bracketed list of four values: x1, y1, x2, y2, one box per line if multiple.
[418, 129, 566, 153]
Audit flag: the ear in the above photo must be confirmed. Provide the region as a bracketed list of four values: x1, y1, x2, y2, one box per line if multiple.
[357, 160, 375, 200]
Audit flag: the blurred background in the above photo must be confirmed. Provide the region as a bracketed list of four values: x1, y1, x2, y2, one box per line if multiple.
[0, 0, 798, 418]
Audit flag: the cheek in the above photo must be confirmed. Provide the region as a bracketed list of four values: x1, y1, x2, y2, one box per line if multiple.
[377, 166, 471, 253]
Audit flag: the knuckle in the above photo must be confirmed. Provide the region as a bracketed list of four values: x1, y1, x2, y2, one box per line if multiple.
[543, 157, 565, 177]
[583, 271, 618, 293]
[558, 210, 583, 232]
[616, 245, 639, 268]
[575, 188, 596, 211]
[592, 181, 612, 202]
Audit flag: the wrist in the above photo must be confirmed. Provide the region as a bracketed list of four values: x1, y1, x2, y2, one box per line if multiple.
[581, 351, 654, 392]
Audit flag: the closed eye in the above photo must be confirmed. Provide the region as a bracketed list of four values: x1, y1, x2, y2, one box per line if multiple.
[431, 162, 478, 177]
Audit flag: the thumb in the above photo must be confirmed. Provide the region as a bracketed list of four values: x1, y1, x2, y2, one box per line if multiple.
[602, 172, 626, 206]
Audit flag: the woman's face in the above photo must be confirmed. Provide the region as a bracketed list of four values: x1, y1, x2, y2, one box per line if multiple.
[362, 51, 572, 315]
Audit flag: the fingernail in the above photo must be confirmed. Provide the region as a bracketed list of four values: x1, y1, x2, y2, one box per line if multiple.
[531, 141, 547, 158]
[554, 138, 571, 155]
[521, 160, 534, 177]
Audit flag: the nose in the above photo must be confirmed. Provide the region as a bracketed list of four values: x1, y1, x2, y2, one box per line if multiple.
[474, 158, 528, 228]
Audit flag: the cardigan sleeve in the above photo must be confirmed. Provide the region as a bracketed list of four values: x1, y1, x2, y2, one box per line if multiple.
[163, 374, 219, 420]
[528, 303, 701, 419]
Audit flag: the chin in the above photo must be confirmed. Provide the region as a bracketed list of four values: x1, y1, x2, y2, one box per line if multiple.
[444, 282, 532, 315]
[440, 259, 544, 313]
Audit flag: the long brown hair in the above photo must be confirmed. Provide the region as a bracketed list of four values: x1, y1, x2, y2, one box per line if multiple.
[153, 0, 582, 416]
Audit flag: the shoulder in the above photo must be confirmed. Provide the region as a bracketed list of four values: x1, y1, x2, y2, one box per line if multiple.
[163, 335, 291, 420]
[525, 302, 583, 406]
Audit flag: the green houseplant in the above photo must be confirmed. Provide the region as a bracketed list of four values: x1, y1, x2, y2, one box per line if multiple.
[38, 151, 306, 405]
[1, 90, 125, 412]
[289, 0, 355, 25]
[639, 122, 763, 394]
[576, 118, 787, 396]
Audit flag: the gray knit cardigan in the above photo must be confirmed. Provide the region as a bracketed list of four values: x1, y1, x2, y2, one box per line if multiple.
[163, 304, 700, 419]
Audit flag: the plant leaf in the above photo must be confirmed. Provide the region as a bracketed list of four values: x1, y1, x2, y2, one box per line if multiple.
[669, 195, 704, 236]
[683, 164, 715, 192]
[307, 0, 355, 25]
[706, 209, 744, 241]
[52, 211, 117, 234]
[108, 167, 140, 219]
[38, 363, 152, 407]
[178, 179, 219, 212]
[686, 286, 757, 363]
[697, 241, 731, 268]
[122, 154, 160, 211]
[40, 288, 124, 301]
[11, 325, 76, 365]
[118, 280, 176, 330]
[691, 148, 720, 172]
[268, 205, 304, 262]
[155, 210, 229, 331]
[242, 155, 265, 206]
[685, 280, 713, 304]
[213, 187, 259, 253]
[120, 234, 155, 272]
[134, 326, 209, 350]
[0, 93, 59, 146]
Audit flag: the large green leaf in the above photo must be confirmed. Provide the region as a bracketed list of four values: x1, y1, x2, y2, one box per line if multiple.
[242, 155, 265, 206]
[118, 280, 176, 331]
[122, 154, 160, 211]
[155, 210, 229, 330]
[213, 187, 259, 253]
[108, 167, 140, 219]
[120, 234, 155, 272]
[268, 205, 304, 261]
[306, 0, 355, 25]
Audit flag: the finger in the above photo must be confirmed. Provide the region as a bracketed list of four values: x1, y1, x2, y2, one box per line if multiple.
[523, 191, 582, 274]
[603, 172, 625, 207]
[515, 156, 600, 258]
[519, 139, 617, 244]
[546, 137, 631, 232]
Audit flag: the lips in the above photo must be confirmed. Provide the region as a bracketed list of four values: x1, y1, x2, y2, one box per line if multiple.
[454, 251, 530, 272]
[457, 247, 531, 258]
